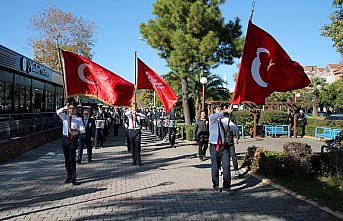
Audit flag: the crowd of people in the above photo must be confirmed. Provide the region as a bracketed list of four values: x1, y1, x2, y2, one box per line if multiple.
[56, 100, 241, 194]
[56, 99, 178, 185]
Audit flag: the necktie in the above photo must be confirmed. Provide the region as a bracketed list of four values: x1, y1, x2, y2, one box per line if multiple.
[68, 116, 72, 138]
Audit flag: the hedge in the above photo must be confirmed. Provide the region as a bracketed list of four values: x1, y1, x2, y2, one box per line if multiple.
[259, 110, 289, 125]
[249, 147, 336, 177]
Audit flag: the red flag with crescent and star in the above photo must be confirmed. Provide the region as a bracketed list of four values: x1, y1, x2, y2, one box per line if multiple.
[61, 50, 134, 106]
[137, 58, 177, 112]
[231, 20, 310, 105]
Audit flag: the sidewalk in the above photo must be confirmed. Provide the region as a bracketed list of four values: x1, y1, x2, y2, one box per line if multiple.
[0, 128, 338, 221]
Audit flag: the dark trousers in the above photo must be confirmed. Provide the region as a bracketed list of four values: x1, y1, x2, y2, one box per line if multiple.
[156, 125, 161, 136]
[126, 129, 131, 152]
[301, 125, 306, 137]
[96, 128, 105, 147]
[113, 123, 119, 136]
[62, 136, 78, 181]
[77, 135, 92, 162]
[169, 127, 176, 147]
[209, 144, 231, 188]
[198, 140, 208, 159]
[128, 129, 141, 165]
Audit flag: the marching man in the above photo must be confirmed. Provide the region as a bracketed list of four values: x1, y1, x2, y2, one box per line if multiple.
[125, 105, 146, 166]
[56, 100, 85, 185]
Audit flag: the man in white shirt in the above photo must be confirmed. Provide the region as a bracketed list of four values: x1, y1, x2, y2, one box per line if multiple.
[209, 104, 238, 193]
[56, 100, 85, 185]
[125, 106, 146, 166]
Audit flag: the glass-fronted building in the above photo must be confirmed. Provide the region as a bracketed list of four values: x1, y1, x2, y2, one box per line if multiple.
[0, 44, 64, 114]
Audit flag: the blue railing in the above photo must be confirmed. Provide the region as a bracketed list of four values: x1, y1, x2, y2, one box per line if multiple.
[264, 125, 290, 137]
[315, 127, 341, 140]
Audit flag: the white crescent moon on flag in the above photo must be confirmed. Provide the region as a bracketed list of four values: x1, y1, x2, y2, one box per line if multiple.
[251, 47, 270, 88]
[78, 63, 97, 85]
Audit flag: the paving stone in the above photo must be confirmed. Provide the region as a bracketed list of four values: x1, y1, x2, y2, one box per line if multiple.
[0, 128, 339, 221]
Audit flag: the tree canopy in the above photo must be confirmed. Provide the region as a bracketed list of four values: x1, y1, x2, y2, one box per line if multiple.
[321, 0, 343, 59]
[140, 0, 243, 125]
[30, 6, 96, 72]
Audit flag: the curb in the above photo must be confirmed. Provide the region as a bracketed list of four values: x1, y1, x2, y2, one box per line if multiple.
[249, 172, 343, 220]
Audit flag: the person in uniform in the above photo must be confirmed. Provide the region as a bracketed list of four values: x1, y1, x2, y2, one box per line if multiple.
[125, 106, 146, 166]
[77, 107, 95, 163]
[112, 107, 121, 136]
[94, 104, 106, 148]
[122, 108, 131, 152]
[194, 111, 209, 161]
[167, 108, 177, 148]
[56, 100, 85, 185]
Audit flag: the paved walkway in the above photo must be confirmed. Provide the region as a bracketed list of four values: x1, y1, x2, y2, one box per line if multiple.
[0, 129, 338, 221]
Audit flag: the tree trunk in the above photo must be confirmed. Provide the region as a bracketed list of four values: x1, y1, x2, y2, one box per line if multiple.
[181, 77, 192, 125]
[195, 97, 201, 120]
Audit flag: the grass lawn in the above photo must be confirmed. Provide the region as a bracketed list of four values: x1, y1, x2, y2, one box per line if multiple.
[273, 175, 343, 213]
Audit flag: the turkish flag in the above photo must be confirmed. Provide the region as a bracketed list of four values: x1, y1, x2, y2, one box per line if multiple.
[61, 50, 134, 106]
[232, 20, 310, 105]
[137, 58, 177, 112]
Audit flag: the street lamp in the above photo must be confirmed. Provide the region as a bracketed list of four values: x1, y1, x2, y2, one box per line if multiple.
[200, 77, 208, 111]
[293, 93, 301, 138]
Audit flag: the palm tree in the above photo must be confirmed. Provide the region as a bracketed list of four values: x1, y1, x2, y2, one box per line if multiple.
[310, 77, 325, 116]
[164, 71, 230, 121]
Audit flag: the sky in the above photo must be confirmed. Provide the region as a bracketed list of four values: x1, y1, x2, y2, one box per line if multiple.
[0, 0, 340, 91]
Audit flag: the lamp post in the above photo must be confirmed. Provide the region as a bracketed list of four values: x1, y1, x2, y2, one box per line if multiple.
[138, 37, 156, 107]
[293, 93, 301, 138]
[200, 77, 208, 111]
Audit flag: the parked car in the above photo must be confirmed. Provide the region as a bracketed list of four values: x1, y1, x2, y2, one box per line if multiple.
[326, 114, 343, 120]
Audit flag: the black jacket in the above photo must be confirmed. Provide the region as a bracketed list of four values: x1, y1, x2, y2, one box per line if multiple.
[194, 119, 209, 142]
[81, 117, 95, 141]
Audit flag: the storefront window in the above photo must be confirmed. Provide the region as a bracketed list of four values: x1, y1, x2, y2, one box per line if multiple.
[0, 81, 4, 113]
[32, 79, 44, 113]
[14, 74, 32, 113]
[4, 82, 13, 113]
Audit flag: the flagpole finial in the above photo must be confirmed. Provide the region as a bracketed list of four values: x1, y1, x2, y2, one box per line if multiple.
[250, 0, 256, 21]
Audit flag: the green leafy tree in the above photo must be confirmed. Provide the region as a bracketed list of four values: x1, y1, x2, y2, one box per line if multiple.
[30, 6, 96, 72]
[164, 70, 230, 120]
[140, 0, 243, 125]
[321, 0, 343, 60]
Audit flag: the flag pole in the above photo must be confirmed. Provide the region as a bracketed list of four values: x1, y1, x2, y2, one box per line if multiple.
[57, 44, 67, 104]
[134, 51, 137, 110]
[250, 0, 256, 21]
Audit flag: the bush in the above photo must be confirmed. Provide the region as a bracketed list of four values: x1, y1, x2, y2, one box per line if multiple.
[232, 111, 250, 125]
[283, 142, 312, 174]
[310, 153, 336, 176]
[249, 142, 338, 177]
[185, 125, 194, 141]
[259, 110, 288, 125]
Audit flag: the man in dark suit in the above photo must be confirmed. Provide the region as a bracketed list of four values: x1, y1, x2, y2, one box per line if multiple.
[77, 107, 96, 163]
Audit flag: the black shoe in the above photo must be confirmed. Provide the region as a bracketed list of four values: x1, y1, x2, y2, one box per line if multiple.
[72, 181, 80, 185]
[132, 163, 137, 166]
[77, 160, 81, 164]
[213, 186, 220, 192]
[64, 178, 72, 184]
[222, 188, 233, 194]
[138, 163, 143, 166]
